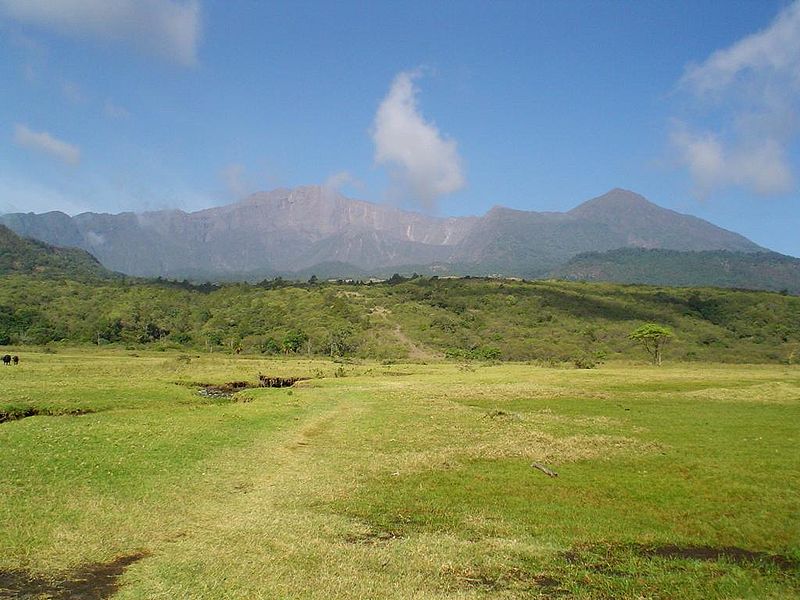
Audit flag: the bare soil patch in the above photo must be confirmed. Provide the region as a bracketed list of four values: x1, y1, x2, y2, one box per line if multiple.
[258, 375, 308, 388]
[0, 552, 147, 599]
[196, 381, 255, 399]
[443, 564, 566, 596]
[188, 375, 308, 399]
[344, 530, 403, 546]
[391, 324, 438, 361]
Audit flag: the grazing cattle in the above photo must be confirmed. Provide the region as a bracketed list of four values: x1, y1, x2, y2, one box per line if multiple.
[2, 355, 10, 366]
[12, 355, 19, 365]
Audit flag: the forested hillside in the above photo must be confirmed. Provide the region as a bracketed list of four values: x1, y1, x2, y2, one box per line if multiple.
[554, 248, 800, 294]
[0, 275, 798, 364]
[0, 225, 116, 280]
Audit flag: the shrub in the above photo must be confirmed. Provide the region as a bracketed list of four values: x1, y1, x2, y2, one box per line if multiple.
[573, 355, 597, 369]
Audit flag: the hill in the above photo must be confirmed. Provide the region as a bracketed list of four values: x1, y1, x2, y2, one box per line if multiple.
[0, 187, 764, 281]
[553, 248, 800, 294]
[0, 224, 116, 280]
[0, 275, 797, 364]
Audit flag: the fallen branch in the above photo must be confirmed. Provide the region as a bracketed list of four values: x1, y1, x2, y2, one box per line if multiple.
[531, 462, 558, 478]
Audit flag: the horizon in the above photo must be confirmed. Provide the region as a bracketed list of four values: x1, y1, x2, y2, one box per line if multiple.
[0, 183, 649, 219]
[1, 1, 798, 256]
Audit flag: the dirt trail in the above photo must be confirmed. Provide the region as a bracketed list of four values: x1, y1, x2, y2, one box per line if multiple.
[371, 305, 438, 361]
[391, 325, 435, 361]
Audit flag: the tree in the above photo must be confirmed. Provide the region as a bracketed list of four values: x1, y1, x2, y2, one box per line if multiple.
[260, 337, 281, 354]
[281, 329, 308, 354]
[326, 325, 356, 357]
[628, 323, 673, 366]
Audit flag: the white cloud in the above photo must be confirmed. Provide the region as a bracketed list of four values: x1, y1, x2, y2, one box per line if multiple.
[372, 70, 465, 208]
[681, 2, 800, 97]
[670, 126, 725, 195]
[104, 100, 130, 119]
[220, 163, 249, 198]
[0, 0, 201, 66]
[13, 124, 81, 165]
[671, 124, 793, 196]
[672, 1, 800, 196]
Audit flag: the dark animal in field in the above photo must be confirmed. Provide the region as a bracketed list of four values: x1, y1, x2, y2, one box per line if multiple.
[12, 355, 19, 365]
[2, 355, 10, 365]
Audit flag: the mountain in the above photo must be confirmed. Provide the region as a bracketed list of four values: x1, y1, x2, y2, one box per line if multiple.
[0, 224, 116, 280]
[0, 186, 767, 281]
[568, 190, 760, 252]
[552, 248, 800, 294]
[451, 204, 633, 277]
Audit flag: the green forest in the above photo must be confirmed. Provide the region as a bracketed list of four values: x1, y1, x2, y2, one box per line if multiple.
[1, 274, 798, 364]
[554, 248, 800, 294]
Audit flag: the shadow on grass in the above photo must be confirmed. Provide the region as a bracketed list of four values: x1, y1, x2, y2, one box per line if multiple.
[444, 544, 799, 598]
[0, 552, 147, 599]
[0, 406, 94, 424]
[563, 543, 799, 573]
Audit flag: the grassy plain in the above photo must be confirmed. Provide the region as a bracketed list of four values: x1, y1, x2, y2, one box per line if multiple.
[1, 349, 798, 598]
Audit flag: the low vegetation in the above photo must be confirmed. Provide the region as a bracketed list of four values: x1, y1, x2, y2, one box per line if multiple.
[0, 350, 798, 598]
[0, 275, 798, 364]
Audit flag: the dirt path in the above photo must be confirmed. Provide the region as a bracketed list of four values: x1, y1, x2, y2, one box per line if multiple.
[392, 325, 438, 361]
[370, 305, 438, 361]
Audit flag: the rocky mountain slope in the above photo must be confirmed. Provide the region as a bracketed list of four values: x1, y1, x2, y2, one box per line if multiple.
[1, 186, 765, 280]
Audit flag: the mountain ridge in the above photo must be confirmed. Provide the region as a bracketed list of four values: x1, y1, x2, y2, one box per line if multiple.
[0, 186, 768, 280]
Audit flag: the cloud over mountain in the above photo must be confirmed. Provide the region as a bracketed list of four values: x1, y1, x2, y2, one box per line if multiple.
[372, 70, 465, 208]
[672, 0, 800, 196]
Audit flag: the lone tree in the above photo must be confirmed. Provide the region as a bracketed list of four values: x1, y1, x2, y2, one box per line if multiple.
[628, 323, 673, 366]
[326, 325, 356, 357]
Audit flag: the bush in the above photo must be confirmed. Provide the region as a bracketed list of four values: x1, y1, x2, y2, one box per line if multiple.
[573, 355, 597, 369]
[170, 332, 193, 344]
[282, 330, 308, 353]
[260, 337, 281, 354]
[445, 346, 502, 361]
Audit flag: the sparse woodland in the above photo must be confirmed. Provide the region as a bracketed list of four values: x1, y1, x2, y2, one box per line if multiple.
[1, 274, 798, 364]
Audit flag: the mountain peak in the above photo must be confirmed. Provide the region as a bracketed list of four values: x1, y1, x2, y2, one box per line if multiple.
[567, 188, 762, 253]
[569, 188, 654, 216]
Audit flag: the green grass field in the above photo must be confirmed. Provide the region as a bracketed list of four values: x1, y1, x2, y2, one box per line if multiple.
[1, 350, 798, 598]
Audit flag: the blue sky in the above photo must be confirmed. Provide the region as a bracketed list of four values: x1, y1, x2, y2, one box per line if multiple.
[1, 0, 798, 256]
